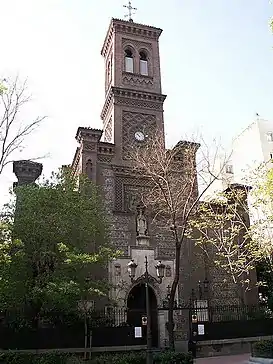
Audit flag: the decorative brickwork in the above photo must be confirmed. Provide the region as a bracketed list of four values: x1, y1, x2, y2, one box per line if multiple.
[98, 155, 113, 163]
[114, 174, 151, 211]
[116, 97, 163, 110]
[104, 116, 113, 142]
[83, 142, 96, 151]
[122, 38, 152, 52]
[122, 111, 156, 158]
[122, 73, 154, 90]
[156, 248, 175, 260]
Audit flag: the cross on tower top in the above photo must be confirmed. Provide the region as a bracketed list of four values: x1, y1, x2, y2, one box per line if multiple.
[123, 1, 137, 22]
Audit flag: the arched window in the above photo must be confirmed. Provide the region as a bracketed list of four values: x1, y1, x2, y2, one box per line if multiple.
[139, 51, 148, 76]
[125, 48, 134, 73]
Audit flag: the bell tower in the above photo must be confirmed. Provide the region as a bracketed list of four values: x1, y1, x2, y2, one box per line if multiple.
[101, 17, 166, 160]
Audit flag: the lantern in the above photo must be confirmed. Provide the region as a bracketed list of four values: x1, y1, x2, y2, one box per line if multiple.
[155, 261, 165, 279]
[127, 259, 137, 279]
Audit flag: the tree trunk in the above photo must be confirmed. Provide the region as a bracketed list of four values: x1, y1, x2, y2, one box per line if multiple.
[84, 314, 88, 360]
[168, 243, 181, 350]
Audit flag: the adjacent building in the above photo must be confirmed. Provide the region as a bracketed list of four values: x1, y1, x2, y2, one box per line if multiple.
[207, 117, 273, 195]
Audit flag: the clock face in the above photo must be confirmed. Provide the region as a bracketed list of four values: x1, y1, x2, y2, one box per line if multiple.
[134, 131, 145, 142]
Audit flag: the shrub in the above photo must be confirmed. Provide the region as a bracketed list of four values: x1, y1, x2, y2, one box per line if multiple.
[252, 340, 273, 358]
[154, 351, 193, 364]
[89, 352, 146, 364]
[0, 352, 69, 364]
[89, 351, 193, 364]
[0, 350, 193, 364]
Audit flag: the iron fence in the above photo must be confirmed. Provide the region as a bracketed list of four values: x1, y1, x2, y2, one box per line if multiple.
[188, 304, 273, 341]
[0, 305, 272, 349]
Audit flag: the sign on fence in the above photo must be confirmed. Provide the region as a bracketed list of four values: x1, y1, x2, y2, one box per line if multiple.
[134, 327, 142, 338]
[198, 324, 205, 335]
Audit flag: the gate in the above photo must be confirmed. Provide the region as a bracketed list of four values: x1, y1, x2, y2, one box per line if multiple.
[90, 307, 158, 347]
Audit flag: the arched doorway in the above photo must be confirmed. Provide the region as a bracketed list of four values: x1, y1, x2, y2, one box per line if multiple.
[127, 283, 158, 347]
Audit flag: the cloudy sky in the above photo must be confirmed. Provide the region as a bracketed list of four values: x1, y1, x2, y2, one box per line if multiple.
[0, 0, 272, 203]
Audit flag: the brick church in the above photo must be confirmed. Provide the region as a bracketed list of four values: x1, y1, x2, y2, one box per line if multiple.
[13, 14, 257, 349]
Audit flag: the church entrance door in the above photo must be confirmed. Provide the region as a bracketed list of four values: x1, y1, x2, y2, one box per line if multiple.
[127, 283, 158, 347]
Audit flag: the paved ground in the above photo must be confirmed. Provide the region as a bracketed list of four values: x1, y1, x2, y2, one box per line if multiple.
[196, 353, 250, 364]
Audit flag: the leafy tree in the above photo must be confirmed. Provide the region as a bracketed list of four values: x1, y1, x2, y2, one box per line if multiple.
[189, 185, 260, 292]
[0, 168, 116, 326]
[130, 131, 228, 349]
[191, 162, 273, 300]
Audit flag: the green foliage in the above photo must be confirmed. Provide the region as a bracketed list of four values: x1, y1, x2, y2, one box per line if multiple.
[252, 340, 273, 358]
[0, 352, 69, 364]
[0, 168, 117, 323]
[89, 351, 193, 364]
[89, 352, 146, 364]
[153, 351, 193, 364]
[189, 189, 259, 285]
[0, 82, 7, 95]
[191, 162, 273, 290]
[0, 351, 193, 364]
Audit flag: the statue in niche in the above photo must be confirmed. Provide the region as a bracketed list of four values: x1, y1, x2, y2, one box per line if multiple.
[85, 159, 92, 179]
[136, 208, 148, 236]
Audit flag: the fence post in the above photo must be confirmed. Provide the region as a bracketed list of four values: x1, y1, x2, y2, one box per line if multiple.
[88, 330, 92, 360]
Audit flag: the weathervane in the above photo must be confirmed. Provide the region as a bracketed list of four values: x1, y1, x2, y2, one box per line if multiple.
[123, 1, 137, 22]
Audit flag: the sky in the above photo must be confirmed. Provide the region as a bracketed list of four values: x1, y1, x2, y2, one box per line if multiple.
[0, 0, 272, 203]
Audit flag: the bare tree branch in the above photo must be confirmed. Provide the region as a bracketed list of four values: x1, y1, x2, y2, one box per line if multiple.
[0, 76, 46, 177]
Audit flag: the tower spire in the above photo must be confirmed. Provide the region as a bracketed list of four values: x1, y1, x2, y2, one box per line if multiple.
[123, 1, 137, 22]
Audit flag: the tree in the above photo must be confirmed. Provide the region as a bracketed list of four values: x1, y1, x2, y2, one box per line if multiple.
[0, 76, 45, 177]
[0, 168, 116, 326]
[130, 131, 229, 349]
[190, 162, 273, 299]
[189, 186, 260, 291]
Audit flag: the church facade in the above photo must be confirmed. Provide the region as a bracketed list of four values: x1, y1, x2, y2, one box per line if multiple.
[13, 16, 258, 349]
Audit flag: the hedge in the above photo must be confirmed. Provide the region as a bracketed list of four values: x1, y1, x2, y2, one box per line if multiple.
[0, 353, 70, 364]
[90, 351, 193, 364]
[252, 340, 273, 359]
[0, 351, 193, 364]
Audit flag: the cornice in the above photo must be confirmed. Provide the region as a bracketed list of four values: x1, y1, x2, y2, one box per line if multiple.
[101, 18, 162, 58]
[97, 141, 115, 156]
[13, 160, 43, 181]
[101, 86, 167, 120]
[75, 127, 103, 143]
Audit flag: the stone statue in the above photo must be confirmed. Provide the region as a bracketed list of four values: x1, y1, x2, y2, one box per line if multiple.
[137, 208, 148, 236]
